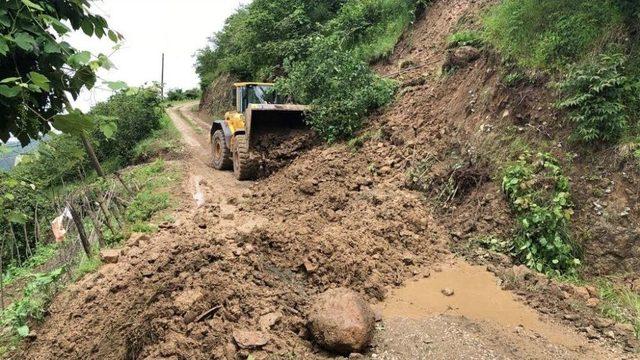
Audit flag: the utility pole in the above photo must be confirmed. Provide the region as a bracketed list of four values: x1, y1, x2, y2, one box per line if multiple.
[160, 53, 165, 99]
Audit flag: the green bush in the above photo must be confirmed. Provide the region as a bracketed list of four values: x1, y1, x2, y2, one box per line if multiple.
[502, 153, 580, 275]
[484, 0, 623, 70]
[276, 37, 396, 142]
[126, 191, 170, 224]
[556, 53, 639, 144]
[91, 89, 163, 164]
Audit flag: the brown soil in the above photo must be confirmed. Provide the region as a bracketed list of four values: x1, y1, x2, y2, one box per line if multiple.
[12, 0, 640, 359]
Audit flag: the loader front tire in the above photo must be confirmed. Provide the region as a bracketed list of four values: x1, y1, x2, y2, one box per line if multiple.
[233, 135, 256, 180]
[212, 130, 232, 170]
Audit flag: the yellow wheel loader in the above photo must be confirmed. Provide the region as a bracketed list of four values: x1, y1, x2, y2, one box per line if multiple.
[210, 82, 308, 180]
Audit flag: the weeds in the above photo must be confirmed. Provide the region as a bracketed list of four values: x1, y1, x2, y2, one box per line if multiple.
[447, 30, 484, 49]
[73, 256, 102, 281]
[597, 279, 640, 337]
[484, 0, 623, 70]
[556, 53, 639, 144]
[0, 268, 65, 338]
[502, 152, 580, 275]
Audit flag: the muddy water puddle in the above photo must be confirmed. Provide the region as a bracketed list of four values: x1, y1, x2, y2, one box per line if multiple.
[379, 260, 589, 349]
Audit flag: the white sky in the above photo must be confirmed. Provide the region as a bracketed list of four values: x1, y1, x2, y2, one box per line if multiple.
[69, 0, 249, 111]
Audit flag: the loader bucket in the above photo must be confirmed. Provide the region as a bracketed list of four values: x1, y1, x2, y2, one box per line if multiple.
[245, 104, 309, 150]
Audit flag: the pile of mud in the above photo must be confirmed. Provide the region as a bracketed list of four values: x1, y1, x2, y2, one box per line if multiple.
[250, 129, 319, 178]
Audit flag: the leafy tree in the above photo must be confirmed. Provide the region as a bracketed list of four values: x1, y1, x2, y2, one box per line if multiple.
[0, 0, 123, 145]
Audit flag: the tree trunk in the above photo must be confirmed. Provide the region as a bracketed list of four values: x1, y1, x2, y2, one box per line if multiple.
[22, 223, 32, 258]
[8, 224, 21, 266]
[68, 202, 92, 258]
[80, 132, 105, 177]
[34, 205, 41, 246]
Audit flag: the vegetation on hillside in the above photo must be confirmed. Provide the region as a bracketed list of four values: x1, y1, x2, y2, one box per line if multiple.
[196, 0, 429, 141]
[482, 0, 640, 145]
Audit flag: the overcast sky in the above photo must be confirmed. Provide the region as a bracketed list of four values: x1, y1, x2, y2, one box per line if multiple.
[70, 0, 249, 111]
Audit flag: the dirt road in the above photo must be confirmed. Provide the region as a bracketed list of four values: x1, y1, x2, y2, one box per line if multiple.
[15, 102, 631, 359]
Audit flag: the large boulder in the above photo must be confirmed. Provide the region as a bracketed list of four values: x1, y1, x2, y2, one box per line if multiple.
[308, 288, 375, 354]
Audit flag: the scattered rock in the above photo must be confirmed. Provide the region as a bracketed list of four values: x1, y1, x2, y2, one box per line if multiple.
[99, 249, 121, 264]
[585, 326, 600, 339]
[299, 180, 318, 195]
[586, 298, 600, 308]
[563, 314, 580, 321]
[308, 288, 375, 354]
[572, 286, 591, 301]
[511, 265, 533, 281]
[259, 312, 282, 331]
[594, 318, 614, 329]
[443, 46, 480, 71]
[232, 330, 270, 349]
[221, 209, 235, 220]
[441, 288, 455, 297]
[174, 289, 204, 314]
[614, 323, 635, 335]
[128, 233, 150, 247]
[303, 259, 319, 274]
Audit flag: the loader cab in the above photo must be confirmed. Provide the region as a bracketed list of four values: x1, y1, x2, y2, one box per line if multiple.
[233, 83, 281, 113]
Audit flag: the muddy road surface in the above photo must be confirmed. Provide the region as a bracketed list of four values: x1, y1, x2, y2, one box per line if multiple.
[13, 102, 632, 360]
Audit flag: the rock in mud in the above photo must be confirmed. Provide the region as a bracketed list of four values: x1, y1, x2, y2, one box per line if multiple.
[99, 249, 121, 264]
[443, 46, 480, 71]
[128, 233, 150, 247]
[298, 179, 318, 195]
[259, 312, 282, 330]
[308, 288, 375, 354]
[441, 288, 455, 297]
[232, 330, 270, 349]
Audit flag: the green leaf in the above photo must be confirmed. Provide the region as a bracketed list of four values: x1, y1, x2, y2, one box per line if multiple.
[43, 40, 61, 54]
[99, 122, 117, 139]
[68, 51, 92, 68]
[13, 32, 37, 51]
[42, 15, 70, 35]
[0, 13, 10, 28]
[21, 0, 44, 11]
[106, 81, 127, 91]
[80, 19, 94, 36]
[0, 37, 8, 55]
[52, 110, 95, 135]
[29, 71, 50, 91]
[4, 193, 14, 201]
[17, 325, 30, 337]
[108, 30, 118, 43]
[0, 77, 21, 84]
[0, 85, 21, 98]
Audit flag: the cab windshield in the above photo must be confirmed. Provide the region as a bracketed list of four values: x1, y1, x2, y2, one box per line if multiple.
[246, 85, 280, 105]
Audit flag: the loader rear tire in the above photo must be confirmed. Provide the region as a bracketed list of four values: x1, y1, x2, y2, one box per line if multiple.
[212, 130, 233, 170]
[233, 135, 256, 181]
